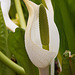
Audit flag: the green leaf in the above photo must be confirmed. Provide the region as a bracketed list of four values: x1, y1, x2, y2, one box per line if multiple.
[0, 3, 16, 75]
[51, 0, 75, 67]
[8, 28, 39, 75]
[9, 0, 17, 19]
[52, 0, 75, 54]
[39, 4, 49, 50]
[20, 0, 28, 24]
[58, 0, 75, 53]
[30, 0, 42, 5]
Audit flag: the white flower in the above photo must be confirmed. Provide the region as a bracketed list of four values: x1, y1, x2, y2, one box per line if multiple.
[0, 0, 18, 32]
[24, 0, 60, 68]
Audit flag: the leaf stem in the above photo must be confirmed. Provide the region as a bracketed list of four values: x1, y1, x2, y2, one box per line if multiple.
[39, 66, 49, 75]
[0, 51, 25, 75]
[14, 0, 26, 30]
[51, 59, 55, 75]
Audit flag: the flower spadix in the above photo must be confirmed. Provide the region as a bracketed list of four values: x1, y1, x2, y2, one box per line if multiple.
[0, 0, 18, 32]
[24, 0, 59, 68]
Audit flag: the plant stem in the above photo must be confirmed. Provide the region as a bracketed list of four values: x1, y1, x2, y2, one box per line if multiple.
[0, 51, 25, 75]
[39, 66, 49, 75]
[51, 59, 55, 75]
[14, 0, 26, 30]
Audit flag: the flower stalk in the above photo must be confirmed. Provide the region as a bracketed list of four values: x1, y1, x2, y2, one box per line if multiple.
[39, 66, 49, 75]
[0, 51, 25, 75]
[51, 59, 55, 75]
[14, 0, 26, 30]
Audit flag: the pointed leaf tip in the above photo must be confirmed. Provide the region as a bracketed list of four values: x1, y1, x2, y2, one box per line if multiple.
[42, 0, 48, 9]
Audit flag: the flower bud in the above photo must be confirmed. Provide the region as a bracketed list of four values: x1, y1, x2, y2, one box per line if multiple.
[24, 0, 60, 68]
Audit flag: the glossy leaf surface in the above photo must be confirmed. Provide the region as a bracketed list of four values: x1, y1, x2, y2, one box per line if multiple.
[52, 0, 75, 55]
[0, 4, 16, 75]
[9, 0, 17, 19]
[8, 28, 39, 75]
[51, 0, 75, 67]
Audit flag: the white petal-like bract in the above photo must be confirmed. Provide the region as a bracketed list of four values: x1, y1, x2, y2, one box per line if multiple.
[0, 0, 18, 32]
[24, 0, 60, 68]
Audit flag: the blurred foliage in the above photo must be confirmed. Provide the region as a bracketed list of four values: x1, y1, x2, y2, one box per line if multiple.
[1, 0, 75, 75]
[8, 28, 39, 75]
[51, 0, 75, 55]
[20, 0, 28, 24]
[51, 0, 75, 68]
[62, 51, 72, 75]
[0, 4, 16, 75]
[30, 0, 42, 5]
[9, 0, 17, 19]
[60, 51, 75, 75]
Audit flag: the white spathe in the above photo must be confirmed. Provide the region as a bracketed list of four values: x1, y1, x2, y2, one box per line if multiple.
[0, 0, 18, 32]
[24, 0, 60, 68]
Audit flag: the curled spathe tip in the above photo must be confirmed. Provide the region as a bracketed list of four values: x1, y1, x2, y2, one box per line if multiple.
[0, 0, 18, 32]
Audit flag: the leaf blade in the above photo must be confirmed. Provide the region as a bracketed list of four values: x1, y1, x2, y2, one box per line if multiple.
[8, 28, 39, 75]
[0, 3, 16, 75]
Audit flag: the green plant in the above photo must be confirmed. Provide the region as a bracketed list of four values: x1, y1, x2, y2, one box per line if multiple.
[0, 0, 75, 75]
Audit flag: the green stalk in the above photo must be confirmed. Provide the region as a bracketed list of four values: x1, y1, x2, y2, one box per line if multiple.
[0, 51, 25, 75]
[51, 59, 55, 75]
[14, 0, 26, 30]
